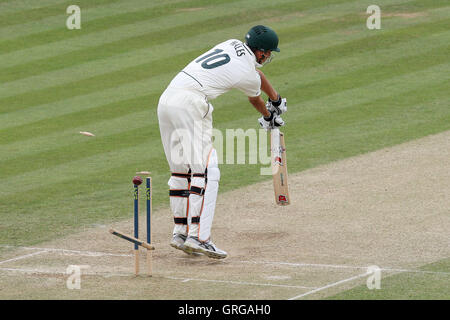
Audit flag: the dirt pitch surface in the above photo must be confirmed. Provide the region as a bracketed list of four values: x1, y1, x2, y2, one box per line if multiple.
[1, 131, 449, 299]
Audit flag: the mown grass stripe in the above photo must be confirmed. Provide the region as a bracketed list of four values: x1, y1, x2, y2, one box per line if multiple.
[0, 15, 447, 115]
[3, 56, 439, 169]
[0, 0, 354, 82]
[0, 30, 447, 168]
[0, 48, 447, 180]
[212, 61, 450, 128]
[268, 18, 450, 77]
[0, 107, 158, 163]
[223, 44, 449, 129]
[386, 0, 450, 11]
[0, 81, 447, 202]
[1, 3, 445, 103]
[0, 0, 181, 41]
[294, 99, 450, 172]
[0, 0, 304, 70]
[0, 127, 157, 181]
[3, 91, 445, 206]
[295, 79, 450, 138]
[0, 126, 167, 197]
[0, 153, 171, 245]
[285, 62, 450, 121]
[0, 93, 157, 144]
[0, 0, 63, 11]
[0, 49, 200, 116]
[0, 0, 240, 54]
[2, 0, 433, 73]
[1, 0, 442, 68]
[2, 26, 448, 150]
[268, 87, 449, 174]
[1, 25, 446, 138]
[276, 0, 450, 43]
[288, 45, 449, 105]
[0, 0, 122, 28]
[0, 75, 162, 131]
[0, 1, 377, 99]
[215, 78, 449, 153]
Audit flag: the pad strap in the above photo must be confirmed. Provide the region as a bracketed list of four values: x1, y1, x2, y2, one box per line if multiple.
[191, 216, 200, 224]
[174, 217, 188, 224]
[192, 173, 206, 178]
[190, 186, 205, 196]
[171, 171, 191, 182]
[169, 189, 190, 197]
[190, 169, 207, 196]
[193, 169, 207, 183]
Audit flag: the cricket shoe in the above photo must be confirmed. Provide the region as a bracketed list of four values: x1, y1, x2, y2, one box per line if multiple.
[170, 234, 199, 256]
[170, 233, 187, 250]
[183, 236, 227, 259]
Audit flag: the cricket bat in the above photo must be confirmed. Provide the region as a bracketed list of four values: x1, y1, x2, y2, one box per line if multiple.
[271, 128, 290, 205]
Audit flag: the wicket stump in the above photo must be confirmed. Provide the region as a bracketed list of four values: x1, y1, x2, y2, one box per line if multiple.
[110, 174, 154, 276]
[146, 177, 152, 276]
[134, 183, 139, 275]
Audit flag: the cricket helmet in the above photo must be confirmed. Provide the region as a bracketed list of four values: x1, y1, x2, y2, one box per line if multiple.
[245, 25, 280, 52]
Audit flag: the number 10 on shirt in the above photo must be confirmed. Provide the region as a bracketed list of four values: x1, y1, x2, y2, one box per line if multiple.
[195, 49, 231, 69]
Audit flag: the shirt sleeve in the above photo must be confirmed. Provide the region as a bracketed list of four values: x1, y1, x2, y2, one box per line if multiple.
[234, 69, 261, 97]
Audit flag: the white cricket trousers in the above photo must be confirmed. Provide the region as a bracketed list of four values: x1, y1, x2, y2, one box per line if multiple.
[157, 87, 220, 242]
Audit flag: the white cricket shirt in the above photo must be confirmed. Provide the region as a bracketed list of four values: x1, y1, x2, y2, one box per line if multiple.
[168, 39, 261, 100]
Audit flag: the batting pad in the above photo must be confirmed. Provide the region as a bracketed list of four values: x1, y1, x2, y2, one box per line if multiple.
[168, 175, 190, 235]
[188, 149, 220, 241]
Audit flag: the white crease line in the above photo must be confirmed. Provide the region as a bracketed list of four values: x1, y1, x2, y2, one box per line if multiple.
[288, 272, 369, 300]
[165, 275, 315, 289]
[0, 266, 130, 277]
[2, 246, 448, 276]
[0, 245, 131, 257]
[237, 260, 450, 276]
[378, 267, 450, 276]
[0, 251, 48, 265]
[0, 267, 67, 275]
[0, 267, 315, 289]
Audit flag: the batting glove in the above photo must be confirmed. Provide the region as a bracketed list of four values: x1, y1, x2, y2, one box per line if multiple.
[267, 94, 287, 116]
[258, 110, 285, 130]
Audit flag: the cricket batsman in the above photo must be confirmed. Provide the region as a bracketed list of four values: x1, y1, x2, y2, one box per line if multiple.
[157, 25, 287, 259]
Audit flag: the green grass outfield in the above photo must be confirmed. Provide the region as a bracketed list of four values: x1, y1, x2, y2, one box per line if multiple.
[328, 258, 450, 299]
[0, 0, 449, 299]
